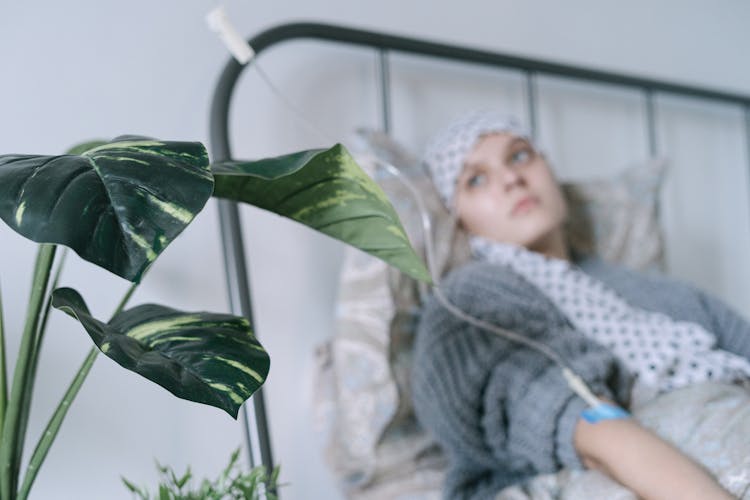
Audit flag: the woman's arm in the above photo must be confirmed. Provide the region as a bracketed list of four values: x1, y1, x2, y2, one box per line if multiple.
[574, 415, 733, 500]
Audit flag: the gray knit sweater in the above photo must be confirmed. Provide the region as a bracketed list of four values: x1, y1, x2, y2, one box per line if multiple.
[411, 254, 750, 500]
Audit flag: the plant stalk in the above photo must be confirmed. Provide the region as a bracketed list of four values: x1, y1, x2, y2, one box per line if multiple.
[0, 280, 8, 433]
[0, 244, 56, 500]
[22, 250, 68, 395]
[16, 347, 97, 500]
[12, 249, 68, 494]
[0, 280, 7, 436]
[17, 281, 137, 500]
[31, 249, 68, 364]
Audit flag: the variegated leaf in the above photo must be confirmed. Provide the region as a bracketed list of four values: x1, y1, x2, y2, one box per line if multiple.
[65, 140, 107, 156]
[52, 288, 268, 418]
[212, 144, 431, 283]
[0, 137, 212, 282]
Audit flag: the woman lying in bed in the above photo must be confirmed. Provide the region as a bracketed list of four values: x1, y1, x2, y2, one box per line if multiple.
[411, 110, 750, 499]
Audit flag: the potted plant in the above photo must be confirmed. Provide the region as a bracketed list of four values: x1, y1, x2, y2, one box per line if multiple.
[0, 136, 430, 500]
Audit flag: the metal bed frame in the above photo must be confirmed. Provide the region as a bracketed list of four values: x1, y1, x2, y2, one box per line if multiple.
[208, 21, 750, 487]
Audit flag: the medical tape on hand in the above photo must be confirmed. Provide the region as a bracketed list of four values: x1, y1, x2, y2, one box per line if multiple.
[581, 402, 631, 423]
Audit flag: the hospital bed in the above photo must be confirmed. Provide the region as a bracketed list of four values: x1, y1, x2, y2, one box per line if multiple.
[208, 22, 750, 498]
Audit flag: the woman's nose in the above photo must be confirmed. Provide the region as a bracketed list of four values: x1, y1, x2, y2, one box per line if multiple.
[497, 165, 524, 190]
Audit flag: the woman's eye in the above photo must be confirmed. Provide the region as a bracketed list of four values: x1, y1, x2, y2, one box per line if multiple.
[467, 174, 487, 188]
[510, 148, 533, 165]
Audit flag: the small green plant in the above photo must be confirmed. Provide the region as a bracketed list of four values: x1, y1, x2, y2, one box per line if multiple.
[122, 449, 281, 500]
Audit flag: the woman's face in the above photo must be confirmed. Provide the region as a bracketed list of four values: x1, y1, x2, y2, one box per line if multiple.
[454, 132, 568, 252]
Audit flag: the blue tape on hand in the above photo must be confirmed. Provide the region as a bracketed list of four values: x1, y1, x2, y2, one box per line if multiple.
[581, 403, 630, 423]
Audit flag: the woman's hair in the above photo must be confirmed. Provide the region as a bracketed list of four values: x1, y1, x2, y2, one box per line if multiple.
[422, 110, 532, 212]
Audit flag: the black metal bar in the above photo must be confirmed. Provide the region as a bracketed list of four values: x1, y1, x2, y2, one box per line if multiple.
[525, 71, 539, 141]
[208, 23, 276, 482]
[643, 90, 664, 272]
[745, 106, 750, 246]
[216, 200, 275, 474]
[241, 22, 750, 108]
[378, 49, 392, 134]
[645, 89, 659, 156]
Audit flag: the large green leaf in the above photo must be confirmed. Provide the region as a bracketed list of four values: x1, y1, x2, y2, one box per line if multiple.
[212, 144, 431, 283]
[65, 140, 108, 156]
[0, 137, 213, 282]
[51, 288, 269, 418]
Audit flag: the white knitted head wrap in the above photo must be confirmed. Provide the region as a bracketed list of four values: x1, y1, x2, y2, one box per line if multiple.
[422, 110, 531, 211]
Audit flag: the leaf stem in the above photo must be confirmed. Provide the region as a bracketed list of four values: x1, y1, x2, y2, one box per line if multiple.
[16, 347, 96, 500]
[0, 280, 7, 438]
[112, 282, 138, 318]
[0, 244, 56, 500]
[17, 281, 137, 500]
[12, 249, 68, 494]
[33, 249, 68, 360]
[23, 251, 67, 389]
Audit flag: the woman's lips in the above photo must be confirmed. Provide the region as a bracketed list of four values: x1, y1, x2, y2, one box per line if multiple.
[511, 196, 538, 215]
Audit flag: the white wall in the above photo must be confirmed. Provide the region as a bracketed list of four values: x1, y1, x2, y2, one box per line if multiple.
[2, 1, 750, 499]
